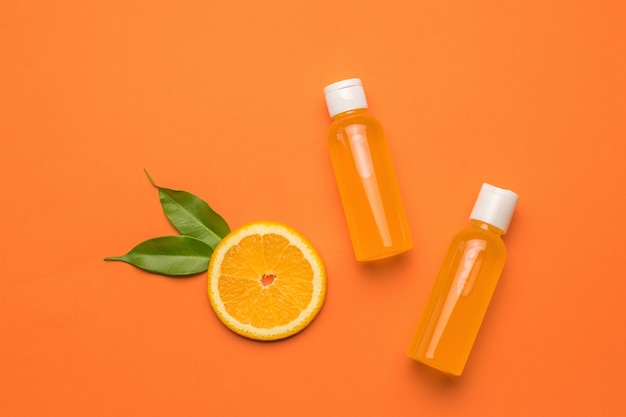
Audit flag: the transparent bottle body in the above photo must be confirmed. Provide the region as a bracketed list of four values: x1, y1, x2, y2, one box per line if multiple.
[407, 221, 507, 376]
[327, 109, 412, 261]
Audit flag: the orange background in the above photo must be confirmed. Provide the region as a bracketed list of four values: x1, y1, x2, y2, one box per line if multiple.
[1, 1, 625, 415]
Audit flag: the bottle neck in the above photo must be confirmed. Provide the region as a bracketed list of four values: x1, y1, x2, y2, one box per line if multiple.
[470, 220, 504, 237]
[330, 107, 368, 121]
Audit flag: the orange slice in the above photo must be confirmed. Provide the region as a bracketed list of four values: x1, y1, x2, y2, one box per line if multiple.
[207, 221, 326, 341]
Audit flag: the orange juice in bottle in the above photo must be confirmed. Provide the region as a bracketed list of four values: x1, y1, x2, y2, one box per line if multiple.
[324, 78, 412, 261]
[408, 183, 518, 376]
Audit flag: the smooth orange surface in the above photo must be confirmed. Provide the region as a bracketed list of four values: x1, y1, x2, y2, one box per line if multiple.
[1, 1, 625, 415]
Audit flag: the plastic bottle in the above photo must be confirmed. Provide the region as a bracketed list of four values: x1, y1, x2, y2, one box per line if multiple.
[407, 183, 518, 376]
[323, 78, 412, 262]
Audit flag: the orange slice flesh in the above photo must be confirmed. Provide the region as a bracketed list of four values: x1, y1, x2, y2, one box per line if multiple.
[207, 222, 326, 340]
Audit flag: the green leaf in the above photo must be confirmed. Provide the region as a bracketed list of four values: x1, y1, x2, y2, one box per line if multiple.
[145, 169, 230, 248]
[104, 235, 213, 276]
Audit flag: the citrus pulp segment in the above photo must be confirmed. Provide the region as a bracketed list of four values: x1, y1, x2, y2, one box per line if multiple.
[207, 221, 326, 341]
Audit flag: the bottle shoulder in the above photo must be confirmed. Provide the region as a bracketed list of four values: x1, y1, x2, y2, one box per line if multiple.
[328, 111, 383, 131]
[451, 225, 507, 254]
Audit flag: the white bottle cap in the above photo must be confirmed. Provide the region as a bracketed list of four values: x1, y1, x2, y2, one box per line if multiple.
[324, 78, 368, 118]
[469, 183, 519, 233]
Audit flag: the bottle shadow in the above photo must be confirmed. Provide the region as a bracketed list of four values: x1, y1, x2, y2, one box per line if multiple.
[357, 251, 414, 278]
[408, 359, 463, 389]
